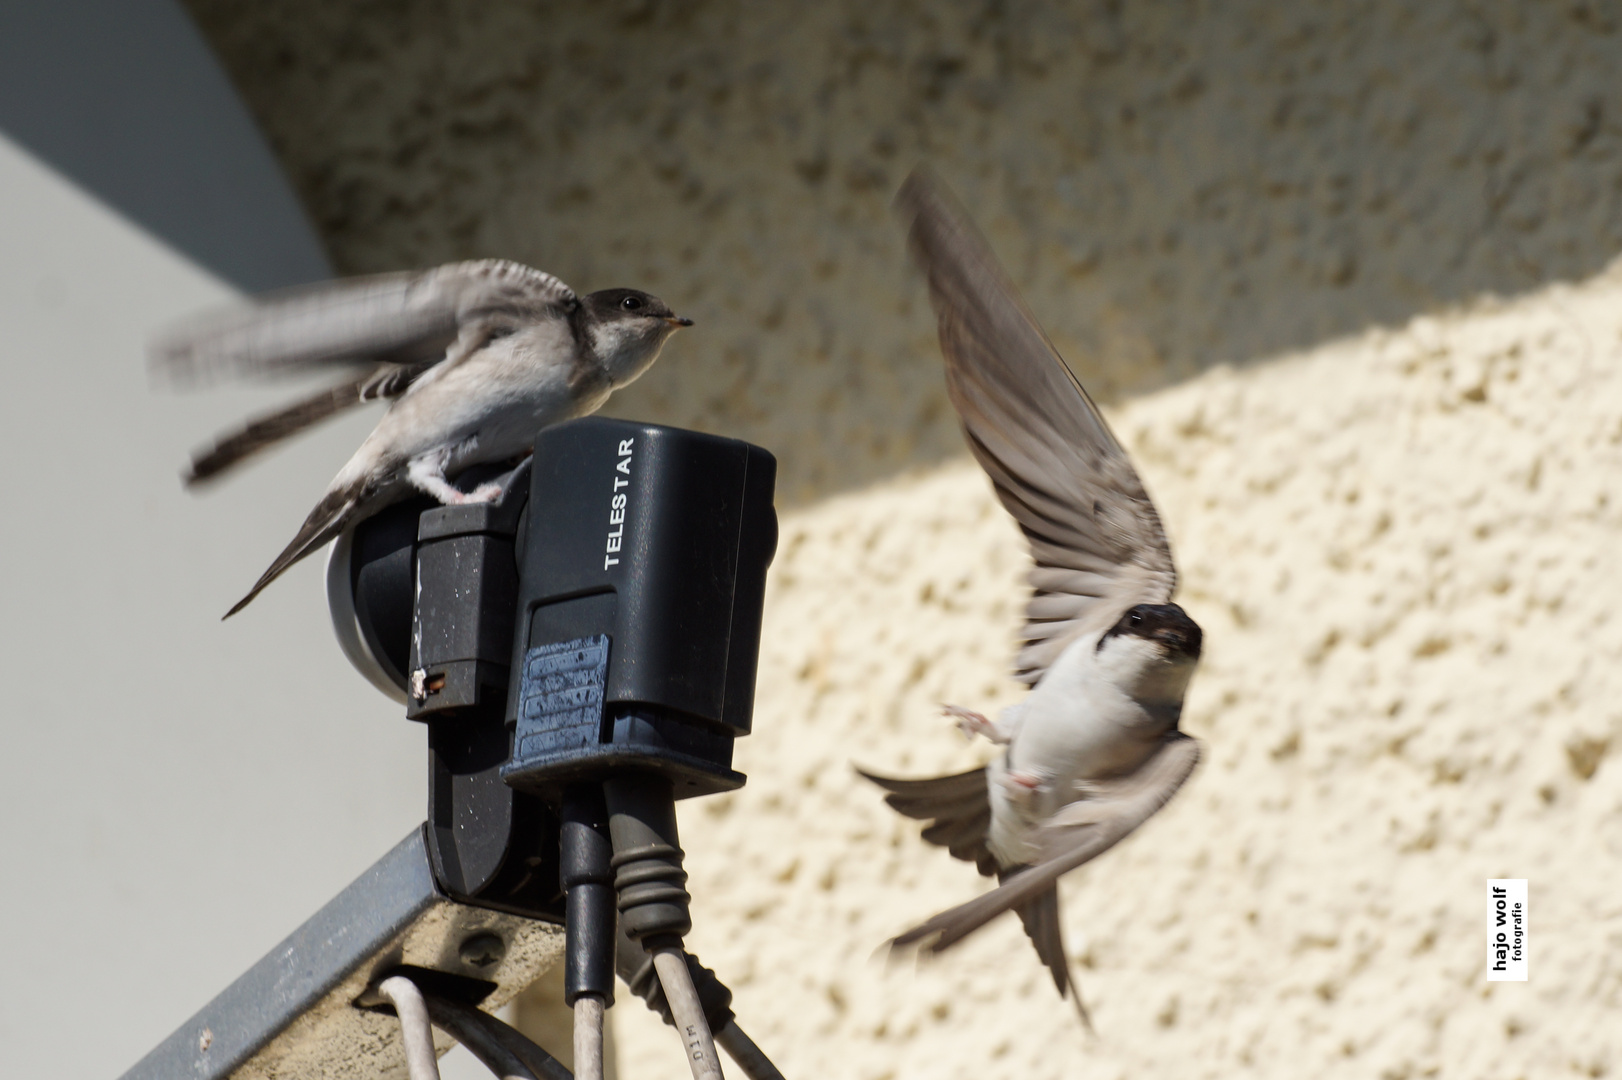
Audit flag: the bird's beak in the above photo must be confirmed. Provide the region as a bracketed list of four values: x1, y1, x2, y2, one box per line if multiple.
[665, 316, 694, 328]
[1152, 626, 1201, 659]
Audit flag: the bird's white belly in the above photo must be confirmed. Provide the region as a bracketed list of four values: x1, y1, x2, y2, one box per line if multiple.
[984, 636, 1184, 868]
[378, 356, 588, 467]
[1012, 699, 1159, 783]
[984, 758, 1043, 867]
[1009, 655, 1169, 777]
[448, 388, 580, 467]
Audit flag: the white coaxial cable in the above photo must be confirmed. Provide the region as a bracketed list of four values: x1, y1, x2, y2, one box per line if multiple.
[376, 976, 442, 1080]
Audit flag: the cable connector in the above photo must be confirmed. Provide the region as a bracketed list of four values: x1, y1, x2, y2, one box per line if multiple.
[616, 928, 734, 1032]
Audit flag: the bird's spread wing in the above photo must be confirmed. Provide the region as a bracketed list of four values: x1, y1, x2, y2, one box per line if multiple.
[157, 260, 574, 484]
[891, 735, 1199, 953]
[858, 767, 997, 876]
[181, 362, 436, 486]
[895, 170, 1177, 684]
[151, 259, 578, 385]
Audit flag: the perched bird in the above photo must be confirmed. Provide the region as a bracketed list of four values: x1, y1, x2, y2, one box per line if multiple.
[153, 259, 691, 617]
[861, 171, 1203, 1024]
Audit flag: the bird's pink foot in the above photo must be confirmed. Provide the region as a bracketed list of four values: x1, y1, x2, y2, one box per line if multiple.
[426, 481, 504, 506]
[1000, 770, 1043, 802]
[944, 703, 1009, 744]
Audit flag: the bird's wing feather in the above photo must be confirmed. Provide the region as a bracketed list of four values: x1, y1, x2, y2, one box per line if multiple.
[891, 735, 1199, 952]
[169, 262, 552, 487]
[182, 361, 436, 486]
[895, 170, 1177, 684]
[216, 314, 522, 614]
[858, 767, 999, 876]
[151, 259, 578, 385]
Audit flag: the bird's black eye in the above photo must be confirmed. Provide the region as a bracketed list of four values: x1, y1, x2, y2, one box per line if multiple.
[621, 295, 643, 311]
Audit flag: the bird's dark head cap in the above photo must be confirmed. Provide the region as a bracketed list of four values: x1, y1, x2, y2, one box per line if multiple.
[1101, 603, 1202, 659]
[584, 288, 693, 328]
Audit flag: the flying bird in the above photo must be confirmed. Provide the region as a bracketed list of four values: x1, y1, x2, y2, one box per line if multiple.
[861, 171, 1203, 1025]
[153, 259, 691, 617]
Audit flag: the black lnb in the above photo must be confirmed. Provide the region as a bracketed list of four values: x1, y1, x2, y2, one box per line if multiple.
[499, 419, 778, 799]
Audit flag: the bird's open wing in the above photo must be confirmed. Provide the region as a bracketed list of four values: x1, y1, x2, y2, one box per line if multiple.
[896, 170, 1177, 684]
[179, 362, 437, 486]
[858, 767, 998, 876]
[151, 259, 578, 385]
[892, 734, 1199, 953]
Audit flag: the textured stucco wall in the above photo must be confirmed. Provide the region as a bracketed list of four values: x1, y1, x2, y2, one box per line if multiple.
[188, 0, 1622, 501]
[610, 266, 1622, 1080]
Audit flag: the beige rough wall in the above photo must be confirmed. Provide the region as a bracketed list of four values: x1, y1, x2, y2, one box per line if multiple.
[189, 0, 1622, 500]
[612, 265, 1622, 1080]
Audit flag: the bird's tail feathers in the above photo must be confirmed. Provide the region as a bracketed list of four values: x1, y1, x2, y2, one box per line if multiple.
[1009, 883, 1093, 1032]
[223, 484, 364, 619]
[891, 737, 1200, 952]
